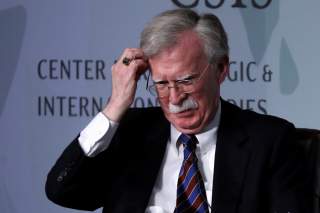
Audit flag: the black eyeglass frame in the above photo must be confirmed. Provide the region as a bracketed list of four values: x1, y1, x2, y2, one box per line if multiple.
[145, 63, 211, 97]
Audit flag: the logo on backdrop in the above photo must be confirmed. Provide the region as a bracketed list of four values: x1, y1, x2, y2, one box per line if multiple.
[0, 5, 26, 213]
[171, 0, 272, 9]
[172, 0, 299, 113]
[172, 0, 299, 96]
[234, 1, 299, 96]
[0, 6, 26, 117]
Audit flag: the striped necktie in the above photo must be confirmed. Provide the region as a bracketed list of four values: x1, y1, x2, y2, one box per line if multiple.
[174, 134, 210, 213]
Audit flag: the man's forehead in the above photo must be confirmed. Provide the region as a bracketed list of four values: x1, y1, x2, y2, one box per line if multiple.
[163, 31, 203, 55]
[149, 32, 207, 72]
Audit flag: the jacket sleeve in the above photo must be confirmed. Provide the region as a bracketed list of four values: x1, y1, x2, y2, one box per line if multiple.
[45, 136, 118, 211]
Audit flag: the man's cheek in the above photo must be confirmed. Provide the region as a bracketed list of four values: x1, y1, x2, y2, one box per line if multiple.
[159, 100, 169, 109]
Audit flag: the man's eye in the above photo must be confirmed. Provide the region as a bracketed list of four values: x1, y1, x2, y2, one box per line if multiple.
[155, 81, 169, 85]
[176, 76, 195, 85]
[155, 81, 168, 89]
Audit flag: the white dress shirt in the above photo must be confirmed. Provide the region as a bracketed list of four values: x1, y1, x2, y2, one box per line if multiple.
[78, 103, 221, 213]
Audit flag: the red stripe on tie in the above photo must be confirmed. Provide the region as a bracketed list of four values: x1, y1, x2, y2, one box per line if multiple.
[177, 173, 198, 204]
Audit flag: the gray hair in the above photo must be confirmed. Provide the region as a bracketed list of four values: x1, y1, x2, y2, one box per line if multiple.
[140, 9, 229, 63]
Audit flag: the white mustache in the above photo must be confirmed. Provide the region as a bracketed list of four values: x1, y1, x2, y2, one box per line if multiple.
[169, 98, 198, 113]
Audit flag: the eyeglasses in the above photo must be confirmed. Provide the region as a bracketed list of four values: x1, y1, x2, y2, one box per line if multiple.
[146, 64, 210, 98]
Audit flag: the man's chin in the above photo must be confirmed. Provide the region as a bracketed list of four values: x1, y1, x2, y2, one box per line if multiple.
[165, 110, 202, 133]
[172, 121, 202, 134]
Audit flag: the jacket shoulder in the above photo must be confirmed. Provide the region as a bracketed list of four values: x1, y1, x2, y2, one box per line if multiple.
[221, 100, 295, 135]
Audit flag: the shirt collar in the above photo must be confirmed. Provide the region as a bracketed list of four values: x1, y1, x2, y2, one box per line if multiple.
[170, 100, 221, 154]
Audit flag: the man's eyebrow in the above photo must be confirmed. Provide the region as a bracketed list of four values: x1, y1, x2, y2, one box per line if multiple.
[152, 72, 197, 82]
[176, 73, 197, 81]
[153, 79, 168, 83]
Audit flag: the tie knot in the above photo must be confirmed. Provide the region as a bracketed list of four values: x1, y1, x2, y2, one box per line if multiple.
[178, 134, 198, 151]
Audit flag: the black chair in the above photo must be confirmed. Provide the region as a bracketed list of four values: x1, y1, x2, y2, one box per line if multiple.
[295, 128, 320, 213]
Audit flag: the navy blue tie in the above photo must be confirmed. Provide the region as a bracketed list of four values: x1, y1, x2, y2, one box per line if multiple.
[174, 134, 210, 213]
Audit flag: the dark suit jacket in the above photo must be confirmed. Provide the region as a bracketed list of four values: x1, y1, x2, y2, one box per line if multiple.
[46, 100, 310, 213]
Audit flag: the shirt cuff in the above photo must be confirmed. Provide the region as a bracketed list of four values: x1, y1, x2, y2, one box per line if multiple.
[78, 112, 119, 157]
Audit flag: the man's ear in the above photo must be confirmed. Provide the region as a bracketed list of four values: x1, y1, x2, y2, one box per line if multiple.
[217, 56, 229, 84]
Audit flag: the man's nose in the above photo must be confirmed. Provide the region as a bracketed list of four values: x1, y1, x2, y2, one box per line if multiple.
[168, 87, 186, 105]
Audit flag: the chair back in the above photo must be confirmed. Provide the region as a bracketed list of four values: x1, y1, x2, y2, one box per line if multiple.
[295, 128, 320, 213]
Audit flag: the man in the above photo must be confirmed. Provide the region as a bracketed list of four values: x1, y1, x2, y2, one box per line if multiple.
[46, 9, 308, 213]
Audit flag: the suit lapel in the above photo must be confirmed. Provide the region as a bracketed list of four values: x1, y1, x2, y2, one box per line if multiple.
[212, 100, 251, 213]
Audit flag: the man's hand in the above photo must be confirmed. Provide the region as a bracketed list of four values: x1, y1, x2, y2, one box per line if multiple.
[102, 48, 149, 122]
